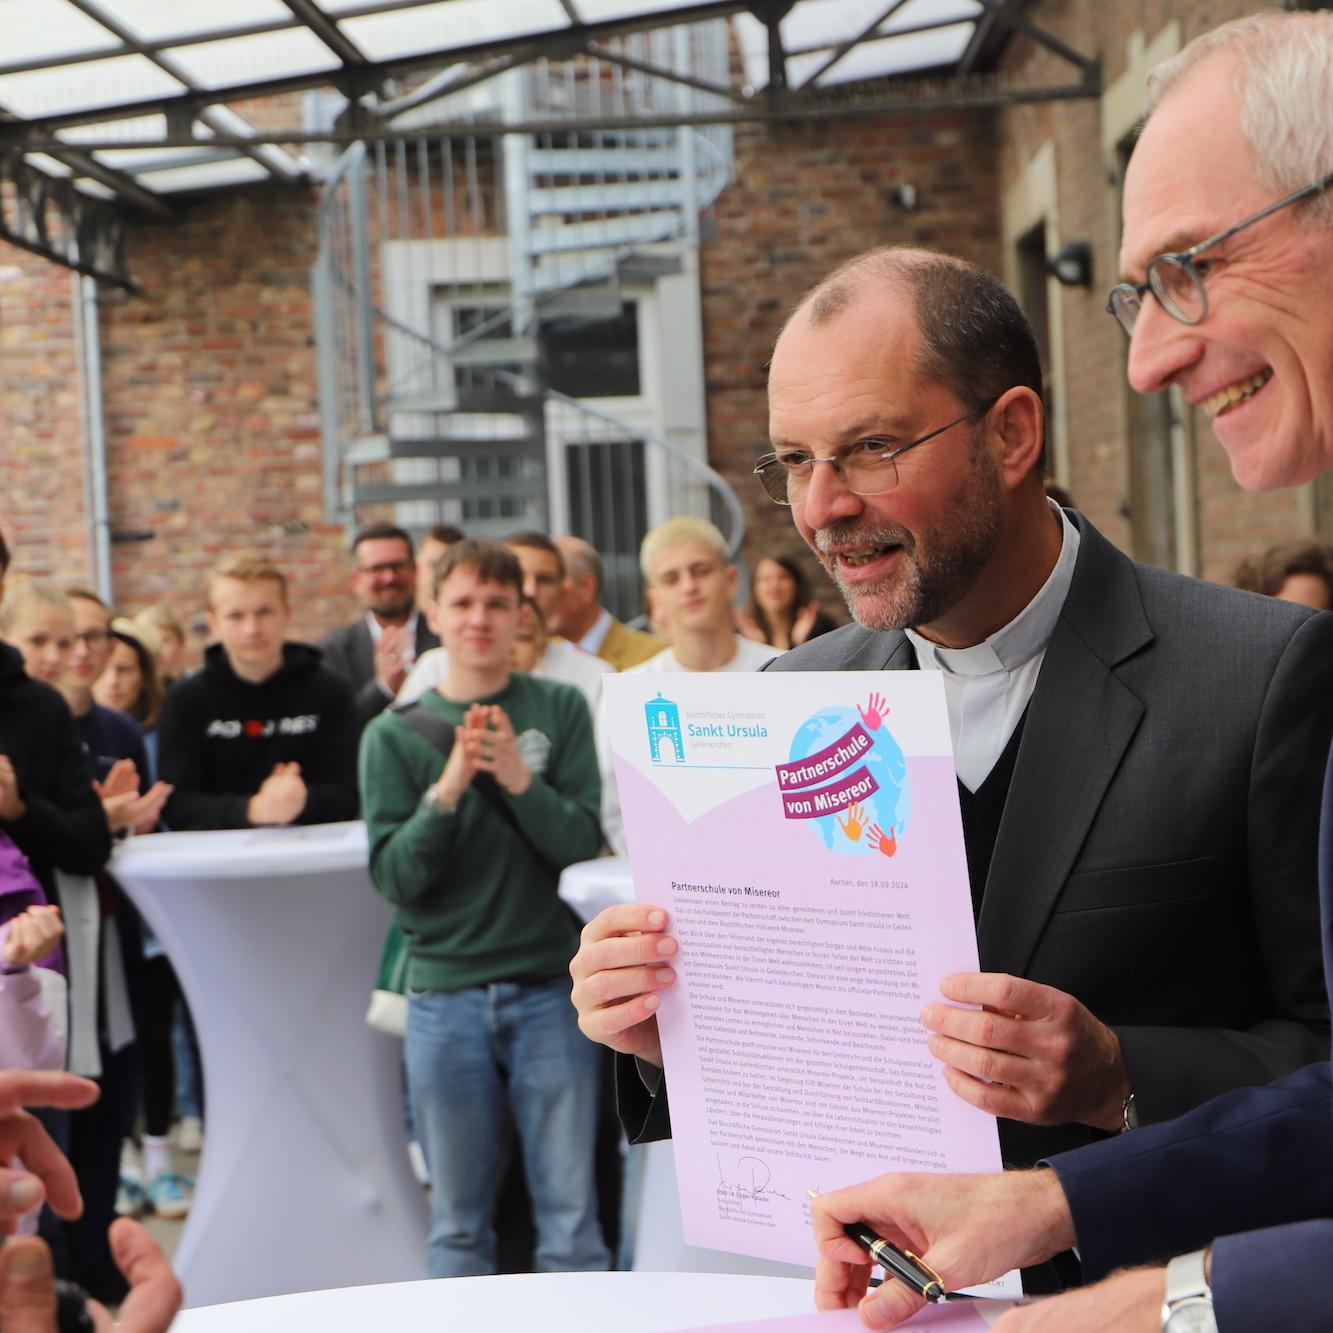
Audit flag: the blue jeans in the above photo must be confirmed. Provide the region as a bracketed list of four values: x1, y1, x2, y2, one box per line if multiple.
[405, 978, 610, 1278]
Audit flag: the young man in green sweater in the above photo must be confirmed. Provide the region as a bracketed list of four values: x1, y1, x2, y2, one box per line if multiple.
[359, 538, 610, 1278]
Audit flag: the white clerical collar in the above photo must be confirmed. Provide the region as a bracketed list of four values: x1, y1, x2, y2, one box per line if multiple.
[905, 504, 1079, 677]
[579, 607, 613, 656]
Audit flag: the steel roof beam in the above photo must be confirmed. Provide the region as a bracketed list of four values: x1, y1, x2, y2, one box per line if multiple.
[973, 0, 1096, 74]
[60, 0, 299, 183]
[584, 42, 750, 105]
[279, 0, 368, 67]
[795, 0, 911, 92]
[373, 53, 528, 120]
[0, 1, 750, 137]
[16, 71, 1100, 153]
[40, 146, 174, 217]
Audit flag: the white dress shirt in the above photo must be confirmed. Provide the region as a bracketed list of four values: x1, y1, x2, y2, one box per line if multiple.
[905, 506, 1079, 793]
[577, 608, 614, 657]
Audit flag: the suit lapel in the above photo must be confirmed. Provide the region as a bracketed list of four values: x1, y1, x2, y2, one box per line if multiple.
[351, 620, 375, 684]
[977, 518, 1151, 977]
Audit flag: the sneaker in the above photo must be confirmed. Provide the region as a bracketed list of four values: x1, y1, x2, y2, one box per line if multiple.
[115, 1174, 148, 1218]
[147, 1171, 193, 1221]
[175, 1115, 205, 1154]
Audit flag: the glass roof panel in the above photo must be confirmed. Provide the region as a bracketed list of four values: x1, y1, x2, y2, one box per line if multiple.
[23, 152, 75, 176]
[570, 0, 715, 19]
[57, 113, 170, 145]
[886, 0, 982, 29]
[94, 0, 296, 44]
[793, 20, 975, 86]
[734, 0, 981, 91]
[92, 144, 221, 169]
[0, 0, 118, 67]
[162, 27, 343, 90]
[340, 0, 568, 62]
[134, 156, 271, 191]
[0, 54, 184, 118]
[76, 179, 119, 198]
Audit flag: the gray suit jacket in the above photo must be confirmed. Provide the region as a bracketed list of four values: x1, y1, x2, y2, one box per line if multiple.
[318, 614, 439, 732]
[619, 513, 1333, 1166]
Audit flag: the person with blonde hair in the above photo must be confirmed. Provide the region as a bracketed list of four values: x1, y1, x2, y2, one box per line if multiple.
[157, 552, 358, 830]
[131, 605, 188, 688]
[630, 517, 777, 675]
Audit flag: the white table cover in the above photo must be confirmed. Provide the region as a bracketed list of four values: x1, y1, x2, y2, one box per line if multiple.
[173, 1269, 817, 1332]
[112, 822, 429, 1308]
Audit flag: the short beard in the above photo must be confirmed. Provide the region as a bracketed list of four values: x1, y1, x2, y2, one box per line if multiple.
[367, 591, 414, 620]
[814, 453, 1003, 632]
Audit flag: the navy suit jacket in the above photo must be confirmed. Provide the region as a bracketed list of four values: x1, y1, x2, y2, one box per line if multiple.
[1051, 741, 1333, 1329]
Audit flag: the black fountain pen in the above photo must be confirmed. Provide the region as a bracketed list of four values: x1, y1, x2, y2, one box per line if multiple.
[840, 1221, 963, 1304]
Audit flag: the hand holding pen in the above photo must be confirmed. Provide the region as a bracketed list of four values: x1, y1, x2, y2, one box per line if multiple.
[808, 1170, 1075, 1328]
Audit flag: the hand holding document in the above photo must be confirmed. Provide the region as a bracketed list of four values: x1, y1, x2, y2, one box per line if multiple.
[601, 673, 1021, 1300]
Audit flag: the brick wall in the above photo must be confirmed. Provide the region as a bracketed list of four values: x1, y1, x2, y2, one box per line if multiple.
[0, 246, 90, 579]
[699, 108, 1002, 612]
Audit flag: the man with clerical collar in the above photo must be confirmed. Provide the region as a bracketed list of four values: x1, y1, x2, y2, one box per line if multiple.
[569, 245, 1333, 1296]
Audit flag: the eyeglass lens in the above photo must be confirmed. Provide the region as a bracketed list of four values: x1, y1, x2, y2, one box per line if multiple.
[758, 452, 899, 505]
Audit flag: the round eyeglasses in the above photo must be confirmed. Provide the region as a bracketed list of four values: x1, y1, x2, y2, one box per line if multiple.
[1107, 170, 1333, 337]
[753, 401, 996, 507]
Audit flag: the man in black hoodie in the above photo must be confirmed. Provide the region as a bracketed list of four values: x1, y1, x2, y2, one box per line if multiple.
[158, 553, 359, 831]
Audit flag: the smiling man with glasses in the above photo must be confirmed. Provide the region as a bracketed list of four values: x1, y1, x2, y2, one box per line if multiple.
[1114, 28, 1333, 497]
[319, 522, 441, 730]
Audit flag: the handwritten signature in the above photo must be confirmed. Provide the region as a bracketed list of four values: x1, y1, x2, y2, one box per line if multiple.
[714, 1154, 802, 1205]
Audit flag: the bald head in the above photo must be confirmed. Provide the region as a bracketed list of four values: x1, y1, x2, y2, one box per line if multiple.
[780, 246, 1045, 435]
[554, 535, 605, 640]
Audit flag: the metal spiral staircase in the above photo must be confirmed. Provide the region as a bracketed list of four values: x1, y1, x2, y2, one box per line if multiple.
[313, 22, 743, 618]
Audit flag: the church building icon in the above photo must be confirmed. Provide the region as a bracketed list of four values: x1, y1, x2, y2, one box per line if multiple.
[645, 693, 684, 764]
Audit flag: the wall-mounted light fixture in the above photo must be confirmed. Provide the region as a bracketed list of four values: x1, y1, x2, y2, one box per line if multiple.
[1047, 240, 1093, 288]
[889, 183, 918, 212]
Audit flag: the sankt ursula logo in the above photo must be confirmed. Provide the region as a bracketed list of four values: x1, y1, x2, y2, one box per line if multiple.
[646, 693, 684, 764]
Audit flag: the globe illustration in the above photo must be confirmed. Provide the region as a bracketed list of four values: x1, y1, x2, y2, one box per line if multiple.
[787, 705, 910, 854]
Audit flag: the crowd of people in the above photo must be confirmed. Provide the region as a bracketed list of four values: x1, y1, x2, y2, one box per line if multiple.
[0, 9, 1329, 1331]
[0, 508, 815, 1307]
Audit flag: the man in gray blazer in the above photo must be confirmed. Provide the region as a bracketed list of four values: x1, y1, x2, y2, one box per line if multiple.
[319, 522, 439, 731]
[570, 248, 1332, 1178]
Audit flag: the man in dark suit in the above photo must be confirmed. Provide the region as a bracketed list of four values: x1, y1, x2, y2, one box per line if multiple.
[572, 241, 1331, 1157]
[319, 523, 439, 730]
[797, 12, 1333, 1332]
[573, 258, 1332, 1326]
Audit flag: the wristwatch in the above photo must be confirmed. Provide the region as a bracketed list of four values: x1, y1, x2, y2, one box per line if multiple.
[1161, 1249, 1216, 1333]
[1121, 1091, 1139, 1132]
[419, 784, 456, 815]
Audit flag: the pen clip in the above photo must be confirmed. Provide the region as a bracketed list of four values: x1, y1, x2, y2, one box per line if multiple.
[902, 1249, 944, 1290]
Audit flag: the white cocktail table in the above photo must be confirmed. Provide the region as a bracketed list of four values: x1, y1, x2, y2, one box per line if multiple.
[113, 822, 429, 1307]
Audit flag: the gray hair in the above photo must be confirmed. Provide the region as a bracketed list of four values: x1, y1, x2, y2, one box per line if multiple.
[1145, 12, 1333, 226]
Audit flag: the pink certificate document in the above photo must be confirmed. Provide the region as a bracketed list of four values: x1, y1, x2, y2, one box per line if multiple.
[602, 672, 1020, 1298]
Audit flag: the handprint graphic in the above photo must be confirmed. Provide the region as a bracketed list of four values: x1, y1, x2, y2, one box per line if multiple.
[859, 691, 888, 731]
[837, 802, 867, 842]
[867, 824, 897, 857]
